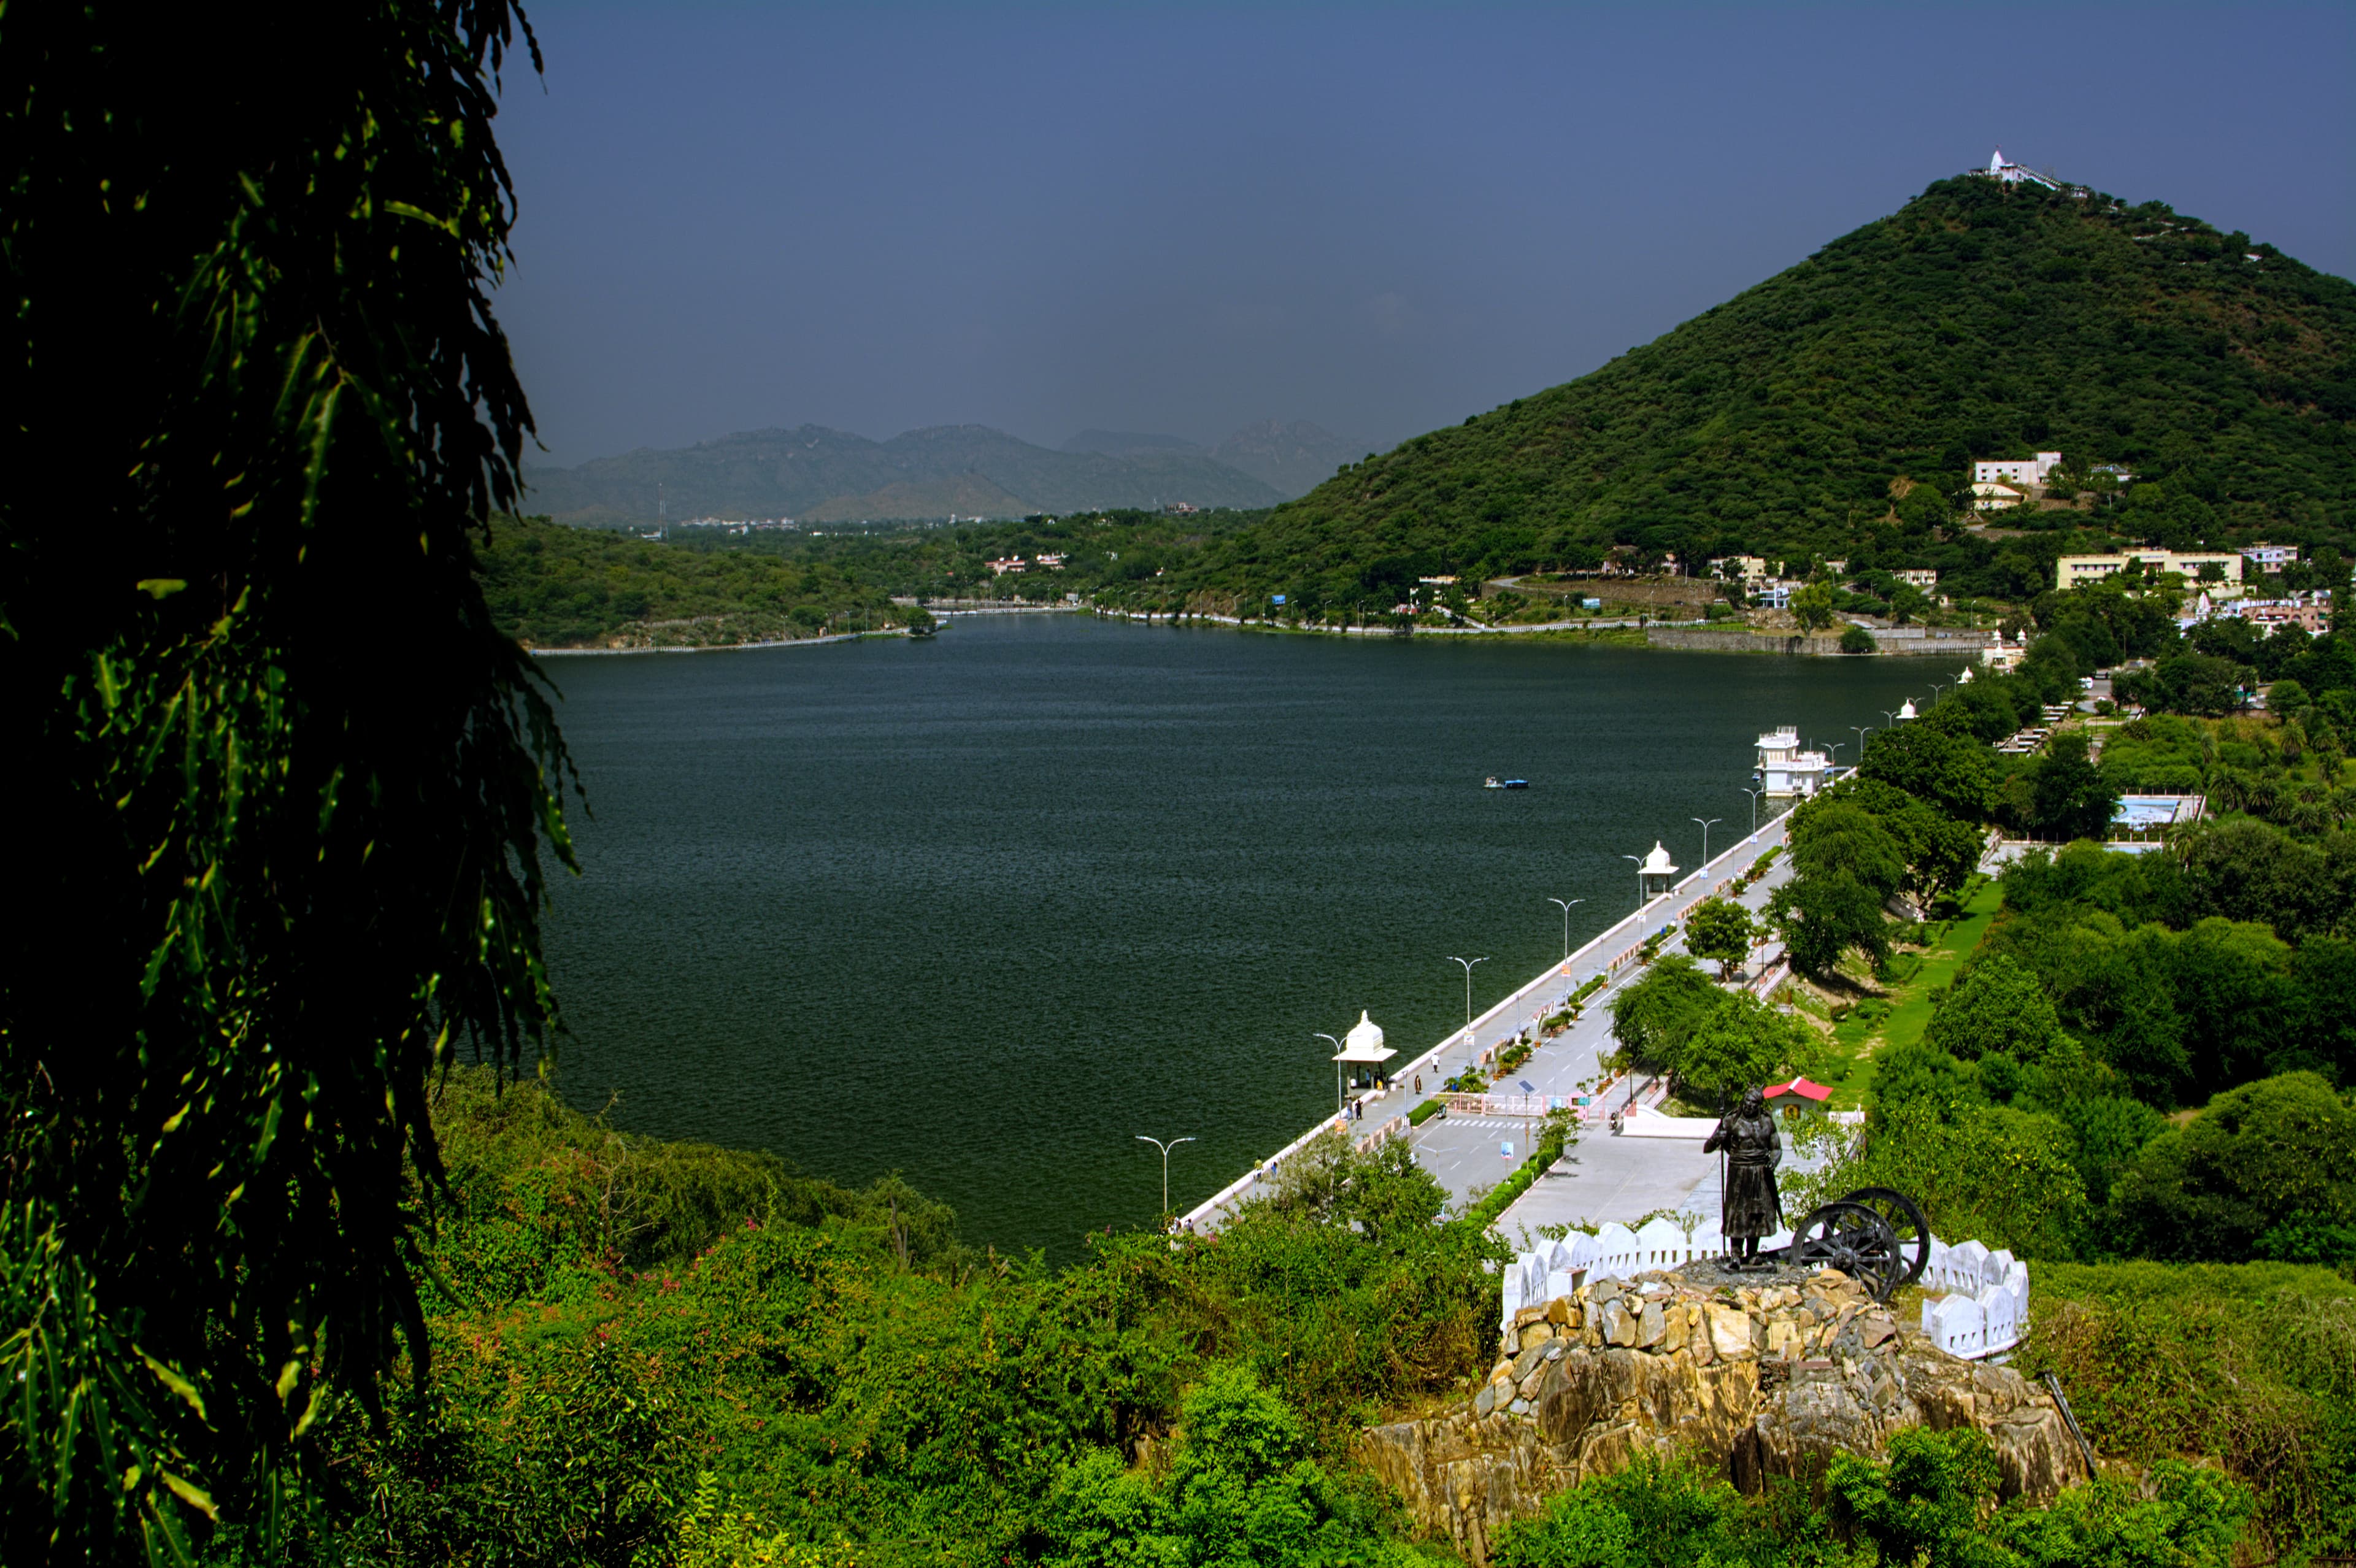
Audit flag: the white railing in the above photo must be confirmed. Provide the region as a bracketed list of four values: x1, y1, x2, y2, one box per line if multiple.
[1500, 1224, 2030, 1359]
[1917, 1236, 2031, 1360]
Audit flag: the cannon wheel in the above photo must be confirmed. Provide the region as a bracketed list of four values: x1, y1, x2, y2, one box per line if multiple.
[1790, 1201, 1904, 1302]
[1836, 1186, 1932, 1288]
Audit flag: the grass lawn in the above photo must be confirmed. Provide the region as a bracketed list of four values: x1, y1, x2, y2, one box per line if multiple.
[1813, 877, 2004, 1110]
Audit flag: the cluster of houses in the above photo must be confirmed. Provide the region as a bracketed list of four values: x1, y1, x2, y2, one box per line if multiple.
[985, 552, 1068, 576]
[2046, 542, 2328, 634]
[1706, 555, 1939, 612]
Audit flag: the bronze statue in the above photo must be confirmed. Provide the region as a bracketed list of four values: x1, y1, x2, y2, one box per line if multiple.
[1703, 1086, 1782, 1270]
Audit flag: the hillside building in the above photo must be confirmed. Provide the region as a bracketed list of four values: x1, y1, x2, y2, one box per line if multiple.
[2239, 542, 2299, 575]
[2055, 552, 2244, 593]
[1979, 148, 2062, 190]
[1708, 555, 1773, 583]
[1973, 452, 2065, 488]
[1893, 569, 1939, 590]
[1971, 482, 2025, 511]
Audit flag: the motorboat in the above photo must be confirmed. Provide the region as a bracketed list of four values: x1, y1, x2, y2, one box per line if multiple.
[1484, 777, 1530, 790]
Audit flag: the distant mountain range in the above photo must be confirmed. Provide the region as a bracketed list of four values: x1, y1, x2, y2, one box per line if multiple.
[520, 418, 1366, 526]
[1061, 420, 1368, 499]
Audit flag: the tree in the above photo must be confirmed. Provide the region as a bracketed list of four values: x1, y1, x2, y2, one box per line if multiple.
[1607, 956, 1722, 1074]
[1839, 623, 1879, 653]
[1888, 583, 1932, 625]
[1770, 870, 1893, 977]
[1860, 723, 1997, 821]
[2123, 653, 2247, 717]
[1789, 801, 1906, 902]
[2028, 732, 2119, 842]
[2, 6, 565, 1553]
[2111, 1072, 2356, 1264]
[1922, 954, 2072, 1062]
[1791, 582, 1838, 631]
[1682, 897, 1757, 979]
[1677, 993, 1815, 1109]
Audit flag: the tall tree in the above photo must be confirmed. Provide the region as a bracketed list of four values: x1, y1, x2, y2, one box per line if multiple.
[1, 6, 562, 1555]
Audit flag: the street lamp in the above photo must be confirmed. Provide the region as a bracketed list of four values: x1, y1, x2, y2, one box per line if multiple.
[1741, 786, 1765, 837]
[1314, 1033, 1347, 1116]
[1546, 897, 1585, 960]
[1136, 1134, 1195, 1219]
[1622, 853, 1646, 934]
[1881, 709, 1900, 728]
[1446, 956, 1488, 1029]
[1692, 817, 1722, 867]
[1850, 724, 1873, 762]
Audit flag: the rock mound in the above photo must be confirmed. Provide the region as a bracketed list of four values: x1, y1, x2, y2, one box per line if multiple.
[1357, 1267, 2085, 1566]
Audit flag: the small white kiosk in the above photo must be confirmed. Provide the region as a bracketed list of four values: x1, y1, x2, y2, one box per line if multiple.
[1638, 840, 1679, 904]
[1331, 1010, 1396, 1112]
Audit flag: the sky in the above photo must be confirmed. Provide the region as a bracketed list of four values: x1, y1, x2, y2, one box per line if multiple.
[494, 3, 2356, 469]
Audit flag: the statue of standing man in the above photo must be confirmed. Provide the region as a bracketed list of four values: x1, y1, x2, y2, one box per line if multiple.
[1703, 1086, 1782, 1271]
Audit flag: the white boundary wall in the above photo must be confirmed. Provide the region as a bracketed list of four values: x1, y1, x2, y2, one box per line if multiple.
[1501, 1228, 2032, 1361]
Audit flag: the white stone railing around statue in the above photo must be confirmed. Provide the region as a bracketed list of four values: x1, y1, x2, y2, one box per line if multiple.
[1917, 1236, 2031, 1361]
[1499, 1218, 1795, 1326]
[1501, 1226, 2031, 1362]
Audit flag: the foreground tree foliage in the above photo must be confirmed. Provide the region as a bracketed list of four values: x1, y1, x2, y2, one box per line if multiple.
[0, 4, 563, 1558]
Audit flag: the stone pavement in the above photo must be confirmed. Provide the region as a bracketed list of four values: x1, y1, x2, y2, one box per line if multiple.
[1401, 817, 1803, 1220]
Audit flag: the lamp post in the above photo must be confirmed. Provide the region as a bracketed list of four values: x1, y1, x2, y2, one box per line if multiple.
[1621, 853, 1646, 934]
[1742, 786, 1765, 837]
[1136, 1134, 1195, 1219]
[1546, 897, 1584, 960]
[1692, 817, 1722, 867]
[1881, 710, 1900, 728]
[1447, 956, 1488, 1075]
[1850, 724, 1873, 763]
[1929, 680, 1950, 706]
[1314, 1033, 1346, 1116]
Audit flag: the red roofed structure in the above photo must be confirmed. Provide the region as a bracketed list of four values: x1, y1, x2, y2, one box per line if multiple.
[1762, 1076, 1832, 1102]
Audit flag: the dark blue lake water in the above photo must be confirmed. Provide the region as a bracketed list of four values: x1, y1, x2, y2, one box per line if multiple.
[539, 615, 1942, 1257]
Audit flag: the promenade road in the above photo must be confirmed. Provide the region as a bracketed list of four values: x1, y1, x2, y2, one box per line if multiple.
[1179, 801, 1812, 1231]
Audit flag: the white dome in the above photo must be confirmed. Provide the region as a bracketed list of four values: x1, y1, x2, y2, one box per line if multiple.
[1957, 666, 1974, 683]
[1898, 698, 1919, 720]
[1344, 1009, 1385, 1055]
[1640, 840, 1677, 876]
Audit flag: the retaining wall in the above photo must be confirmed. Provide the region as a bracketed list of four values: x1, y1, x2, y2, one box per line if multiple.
[1646, 628, 1994, 658]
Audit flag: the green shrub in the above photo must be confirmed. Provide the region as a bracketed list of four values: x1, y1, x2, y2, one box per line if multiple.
[1407, 1099, 1445, 1127]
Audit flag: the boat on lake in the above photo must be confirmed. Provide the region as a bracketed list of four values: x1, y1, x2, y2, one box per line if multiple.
[1483, 777, 1530, 790]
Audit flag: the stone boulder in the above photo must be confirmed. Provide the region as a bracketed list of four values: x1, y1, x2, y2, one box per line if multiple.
[1356, 1268, 2087, 1566]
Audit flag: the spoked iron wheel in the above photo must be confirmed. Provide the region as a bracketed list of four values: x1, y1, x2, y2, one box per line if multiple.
[1790, 1201, 1904, 1302]
[1836, 1186, 1932, 1289]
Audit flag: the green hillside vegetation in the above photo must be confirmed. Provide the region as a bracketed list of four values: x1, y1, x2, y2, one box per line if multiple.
[1125, 174, 2355, 617]
[477, 510, 1265, 647]
[272, 1069, 2318, 1567]
[476, 515, 926, 647]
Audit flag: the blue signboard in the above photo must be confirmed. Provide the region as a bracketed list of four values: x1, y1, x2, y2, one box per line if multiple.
[1271, 594, 1287, 605]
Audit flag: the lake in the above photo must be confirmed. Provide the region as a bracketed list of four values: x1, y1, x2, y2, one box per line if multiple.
[539, 615, 1947, 1258]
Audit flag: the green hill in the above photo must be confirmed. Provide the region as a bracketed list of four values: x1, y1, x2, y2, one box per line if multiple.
[1151, 175, 2356, 613]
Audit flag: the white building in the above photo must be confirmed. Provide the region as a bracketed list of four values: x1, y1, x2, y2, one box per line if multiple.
[1757, 727, 1832, 797]
[1982, 633, 2026, 672]
[1973, 453, 2065, 488]
[1980, 148, 2062, 191]
[1893, 569, 1939, 590]
[2240, 542, 2299, 575]
[1971, 482, 2025, 511]
[2055, 551, 2243, 592]
[1707, 555, 1773, 583]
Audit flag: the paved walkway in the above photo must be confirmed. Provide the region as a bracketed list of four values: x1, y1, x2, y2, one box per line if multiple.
[1404, 821, 1803, 1219]
[1178, 804, 1808, 1230]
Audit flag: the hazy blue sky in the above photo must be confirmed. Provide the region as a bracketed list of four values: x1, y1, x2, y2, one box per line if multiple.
[496, 4, 2355, 467]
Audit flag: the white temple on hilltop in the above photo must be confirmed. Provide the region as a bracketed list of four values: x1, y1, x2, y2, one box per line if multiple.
[1981, 148, 2063, 191]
